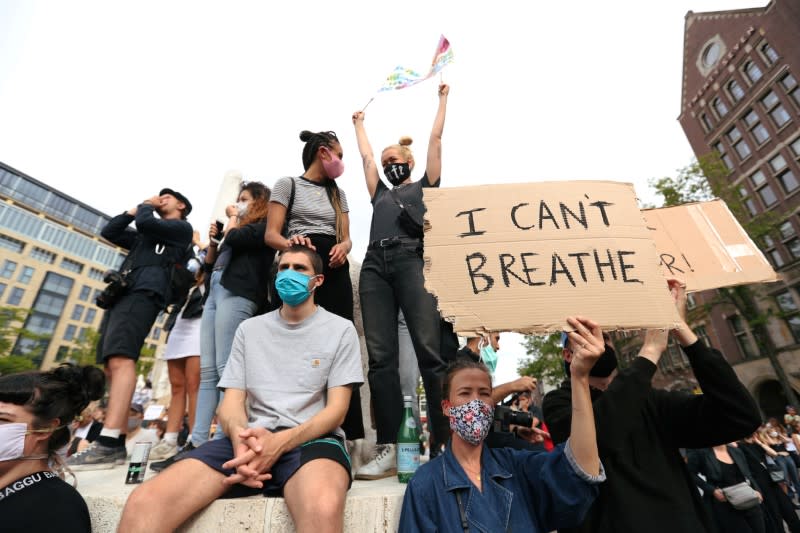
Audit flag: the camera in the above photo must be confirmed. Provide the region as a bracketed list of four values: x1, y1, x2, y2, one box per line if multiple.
[493, 405, 534, 434]
[95, 270, 130, 310]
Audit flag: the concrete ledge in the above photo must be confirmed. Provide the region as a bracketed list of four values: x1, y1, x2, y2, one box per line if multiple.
[76, 468, 406, 532]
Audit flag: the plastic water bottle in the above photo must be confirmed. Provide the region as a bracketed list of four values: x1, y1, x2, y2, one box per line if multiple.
[397, 395, 420, 483]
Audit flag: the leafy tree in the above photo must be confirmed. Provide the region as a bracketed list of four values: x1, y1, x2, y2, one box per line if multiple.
[650, 153, 798, 408]
[0, 355, 36, 375]
[66, 328, 102, 368]
[0, 307, 33, 356]
[517, 333, 565, 387]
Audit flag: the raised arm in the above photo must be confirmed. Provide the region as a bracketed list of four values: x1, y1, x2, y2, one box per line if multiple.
[352, 111, 380, 199]
[657, 281, 760, 447]
[563, 316, 603, 476]
[134, 203, 192, 247]
[100, 212, 138, 250]
[424, 84, 449, 186]
[492, 376, 537, 404]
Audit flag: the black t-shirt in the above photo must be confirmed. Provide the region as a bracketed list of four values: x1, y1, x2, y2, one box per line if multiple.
[368, 175, 440, 242]
[0, 471, 91, 533]
[716, 459, 745, 487]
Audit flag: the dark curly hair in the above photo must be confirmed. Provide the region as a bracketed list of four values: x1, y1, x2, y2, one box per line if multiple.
[0, 364, 105, 460]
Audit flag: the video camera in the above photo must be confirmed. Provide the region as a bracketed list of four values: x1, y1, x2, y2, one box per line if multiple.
[95, 270, 130, 310]
[493, 405, 534, 434]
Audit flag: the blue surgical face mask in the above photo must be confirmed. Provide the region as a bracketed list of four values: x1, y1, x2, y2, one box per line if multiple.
[276, 269, 318, 307]
[480, 346, 498, 374]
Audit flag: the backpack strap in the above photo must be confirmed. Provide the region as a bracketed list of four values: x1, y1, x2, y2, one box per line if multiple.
[281, 177, 297, 237]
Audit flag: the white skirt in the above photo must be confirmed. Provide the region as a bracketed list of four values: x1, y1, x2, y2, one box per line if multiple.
[163, 316, 201, 360]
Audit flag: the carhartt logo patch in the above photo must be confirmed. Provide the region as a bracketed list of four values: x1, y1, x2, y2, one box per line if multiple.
[311, 359, 321, 368]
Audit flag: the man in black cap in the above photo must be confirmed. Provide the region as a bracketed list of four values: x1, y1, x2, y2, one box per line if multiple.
[542, 280, 761, 533]
[69, 190, 193, 470]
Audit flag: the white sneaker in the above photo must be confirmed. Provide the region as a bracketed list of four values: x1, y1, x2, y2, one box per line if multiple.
[354, 444, 396, 480]
[148, 439, 178, 461]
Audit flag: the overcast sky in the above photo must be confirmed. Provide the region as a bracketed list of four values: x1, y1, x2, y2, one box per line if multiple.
[0, 0, 766, 386]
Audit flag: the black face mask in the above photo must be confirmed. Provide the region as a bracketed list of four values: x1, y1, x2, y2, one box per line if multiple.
[383, 163, 410, 186]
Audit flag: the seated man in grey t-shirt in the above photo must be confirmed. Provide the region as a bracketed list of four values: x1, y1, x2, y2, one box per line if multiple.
[119, 245, 364, 533]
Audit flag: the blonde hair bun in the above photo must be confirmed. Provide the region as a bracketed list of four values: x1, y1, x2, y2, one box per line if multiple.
[398, 136, 413, 147]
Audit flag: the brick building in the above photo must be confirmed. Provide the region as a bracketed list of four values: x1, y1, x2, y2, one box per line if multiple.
[649, 0, 800, 415]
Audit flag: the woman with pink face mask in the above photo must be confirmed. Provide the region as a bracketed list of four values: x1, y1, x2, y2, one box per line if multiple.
[265, 130, 364, 442]
[0, 364, 104, 532]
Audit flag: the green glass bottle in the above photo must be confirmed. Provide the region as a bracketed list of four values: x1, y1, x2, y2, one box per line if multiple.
[397, 395, 420, 483]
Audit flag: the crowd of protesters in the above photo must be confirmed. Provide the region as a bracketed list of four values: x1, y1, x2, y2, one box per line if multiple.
[1, 81, 798, 532]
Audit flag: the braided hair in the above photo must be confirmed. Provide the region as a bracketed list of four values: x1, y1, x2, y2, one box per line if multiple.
[299, 130, 346, 244]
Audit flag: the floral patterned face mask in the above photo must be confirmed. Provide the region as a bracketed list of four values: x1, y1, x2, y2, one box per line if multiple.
[447, 398, 495, 446]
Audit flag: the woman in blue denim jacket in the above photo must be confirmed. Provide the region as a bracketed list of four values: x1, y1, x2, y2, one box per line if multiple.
[400, 316, 606, 533]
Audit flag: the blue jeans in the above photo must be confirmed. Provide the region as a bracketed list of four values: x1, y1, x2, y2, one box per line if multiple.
[193, 271, 258, 446]
[359, 243, 455, 448]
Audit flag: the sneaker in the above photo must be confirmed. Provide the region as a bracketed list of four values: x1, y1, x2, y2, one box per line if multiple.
[354, 444, 396, 480]
[67, 442, 127, 471]
[150, 441, 195, 473]
[148, 439, 179, 462]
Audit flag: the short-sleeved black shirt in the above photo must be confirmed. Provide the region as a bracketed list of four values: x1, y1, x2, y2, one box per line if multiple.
[368, 175, 440, 242]
[0, 471, 91, 533]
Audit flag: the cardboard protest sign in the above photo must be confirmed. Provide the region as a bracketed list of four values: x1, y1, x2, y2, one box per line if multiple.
[642, 199, 779, 292]
[423, 181, 681, 335]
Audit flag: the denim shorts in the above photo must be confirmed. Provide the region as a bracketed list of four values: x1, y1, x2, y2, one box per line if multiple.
[181, 433, 352, 497]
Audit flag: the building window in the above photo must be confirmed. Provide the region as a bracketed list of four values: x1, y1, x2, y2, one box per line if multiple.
[0, 283, 6, 299]
[732, 137, 751, 161]
[761, 90, 792, 128]
[686, 293, 697, 310]
[0, 234, 25, 253]
[84, 308, 96, 324]
[779, 221, 796, 239]
[63, 324, 77, 341]
[712, 97, 729, 119]
[70, 304, 85, 321]
[60, 258, 84, 274]
[770, 154, 787, 172]
[714, 142, 734, 171]
[769, 248, 785, 268]
[88, 268, 105, 281]
[760, 42, 779, 65]
[694, 325, 712, 347]
[78, 285, 91, 301]
[782, 74, 800, 108]
[152, 327, 161, 341]
[92, 288, 102, 302]
[727, 79, 745, 102]
[702, 42, 722, 68]
[778, 169, 799, 194]
[77, 328, 88, 342]
[700, 113, 714, 132]
[744, 109, 770, 145]
[776, 290, 800, 342]
[728, 314, 758, 358]
[743, 61, 763, 85]
[17, 266, 34, 285]
[7, 287, 25, 306]
[787, 238, 800, 259]
[792, 138, 800, 158]
[1, 260, 17, 279]
[30, 247, 56, 264]
[55, 346, 70, 362]
[738, 186, 759, 217]
[750, 171, 778, 207]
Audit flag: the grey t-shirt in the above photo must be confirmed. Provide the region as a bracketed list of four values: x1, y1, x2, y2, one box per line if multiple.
[218, 306, 363, 440]
[368, 174, 440, 242]
[271, 176, 350, 238]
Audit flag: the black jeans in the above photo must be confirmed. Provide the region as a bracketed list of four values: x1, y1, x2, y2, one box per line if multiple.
[359, 243, 455, 449]
[710, 499, 766, 533]
[305, 234, 364, 441]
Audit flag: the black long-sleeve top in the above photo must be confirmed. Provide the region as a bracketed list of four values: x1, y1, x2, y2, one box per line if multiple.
[101, 204, 193, 305]
[219, 221, 276, 309]
[542, 340, 761, 533]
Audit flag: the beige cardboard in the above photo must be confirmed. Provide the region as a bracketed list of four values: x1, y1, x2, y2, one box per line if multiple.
[642, 199, 779, 292]
[210, 170, 243, 225]
[423, 181, 681, 335]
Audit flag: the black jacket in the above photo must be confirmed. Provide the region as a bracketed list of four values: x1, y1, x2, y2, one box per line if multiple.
[542, 340, 761, 533]
[687, 446, 761, 495]
[101, 204, 193, 306]
[219, 221, 276, 309]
